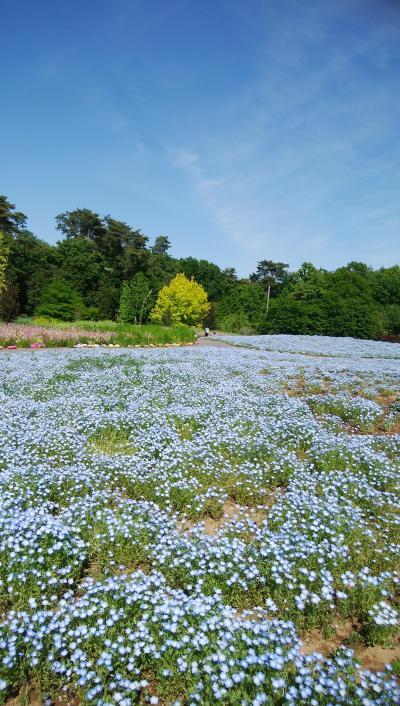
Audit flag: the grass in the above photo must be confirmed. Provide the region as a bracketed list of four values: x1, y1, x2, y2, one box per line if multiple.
[88, 426, 137, 454]
[0, 317, 195, 348]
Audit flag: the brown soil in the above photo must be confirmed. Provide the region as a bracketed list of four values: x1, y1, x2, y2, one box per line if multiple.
[178, 500, 269, 537]
[374, 393, 399, 407]
[202, 502, 268, 536]
[301, 620, 354, 657]
[284, 376, 331, 397]
[355, 643, 400, 672]
[301, 621, 400, 672]
[5, 683, 79, 706]
[5, 687, 42, 706]
[202, 500, 242, 535]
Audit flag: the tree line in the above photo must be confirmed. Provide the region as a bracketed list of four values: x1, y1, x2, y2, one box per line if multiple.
[0, 194, 399, 340]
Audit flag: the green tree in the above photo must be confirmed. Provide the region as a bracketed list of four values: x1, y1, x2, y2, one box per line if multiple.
[97, 217, 140, 308]
[6, 230, 55, 314]
[55, 208, 106, 243]
[102, 216, 139, 264]
[144, 252, 178, 293]
[0, 195, 27, 236]
[152, 235, 171, 255]
[36, 278, 84, 321]
[96, 273, 121, 320]
[118, 273, 153, 324]
[289, 262, 327, 300]
[321, 288, 379, 339]
[150, 273, 209, 326]
[216, 282, 266, 332]
[382, 304, 400, 335]
[260, 266, 380, 339]
[179, 257, 228, 300]
[122, 230, 150, 279]
[372, 266, 400, 306]
[259, 295, 326, 335]
[0, 283, 19, 322]
[222, 267, 238, 289]
[55, 237, 104, 303]
[250, 260, 289, 294]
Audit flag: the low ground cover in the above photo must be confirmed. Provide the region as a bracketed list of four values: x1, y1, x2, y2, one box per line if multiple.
[0, 336, 399, 704]
[0, 319, 195, 348]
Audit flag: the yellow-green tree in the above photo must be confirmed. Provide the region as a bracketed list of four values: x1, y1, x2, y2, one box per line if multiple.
[150, 272, 210, 326]
[0, 231, 9, 294]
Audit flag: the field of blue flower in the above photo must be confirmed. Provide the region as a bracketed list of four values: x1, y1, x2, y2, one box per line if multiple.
[0, 336, 399, 705]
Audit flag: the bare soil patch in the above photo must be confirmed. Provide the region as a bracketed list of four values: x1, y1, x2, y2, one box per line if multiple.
[301, 621, 400, 672]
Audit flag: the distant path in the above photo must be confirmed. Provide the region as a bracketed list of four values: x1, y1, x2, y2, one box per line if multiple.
[195, 337, 233, 348]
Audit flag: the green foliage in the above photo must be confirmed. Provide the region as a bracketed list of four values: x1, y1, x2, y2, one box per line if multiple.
[118, 272, 153, 324]
[152, 235, 171, 255]
[151, 272, 210, 326]
[372, 265, 400, 305]
[259, 263, 381, 339]
[101, 216, 133, 259]
[216, 282, 266, 332]
[259, 295, 325, 335]
[382, 304, 400, 335]
[250, 259, 289, 294]
[287, 261, 327, 300]
[36, 279, 84, 321]
[178, 256, 229, 300]
[6, 230, 55, 314]
[143, 252, 178, 293]
[0, 231, 9, 294]
[1, 194, 399, 340]
[0, 195, 27, 236]
[55, 208, 105, 243]
[0, 282, 19, 322]
[55, 237, 104, 301]
[96, 273, 120, 320]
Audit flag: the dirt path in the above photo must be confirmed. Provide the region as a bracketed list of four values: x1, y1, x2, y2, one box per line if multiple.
[195, 337, 233, 348]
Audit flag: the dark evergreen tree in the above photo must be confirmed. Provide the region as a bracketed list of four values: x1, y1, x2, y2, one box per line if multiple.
[0, 195, 27, 236]
[56, 237, 104, 304]
[55, 208, 106, 243]
[152, 235, 171, 255]
[5, 230, 55, 315]
[249, 260, 289, 295]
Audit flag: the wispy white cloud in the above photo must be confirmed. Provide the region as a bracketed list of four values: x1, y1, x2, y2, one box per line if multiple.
[169, 0, 400, 273]
[171, 150, 200, 170]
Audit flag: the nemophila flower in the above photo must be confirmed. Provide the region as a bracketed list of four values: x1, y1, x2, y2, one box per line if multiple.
[0, 343, 398, 703]
[368, 601, 398, 626]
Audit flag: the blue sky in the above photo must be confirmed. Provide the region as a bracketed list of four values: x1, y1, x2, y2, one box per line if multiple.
[2, 0, 399, 275]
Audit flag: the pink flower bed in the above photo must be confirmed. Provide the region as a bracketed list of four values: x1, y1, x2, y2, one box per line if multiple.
[0, 323, 113, 348]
